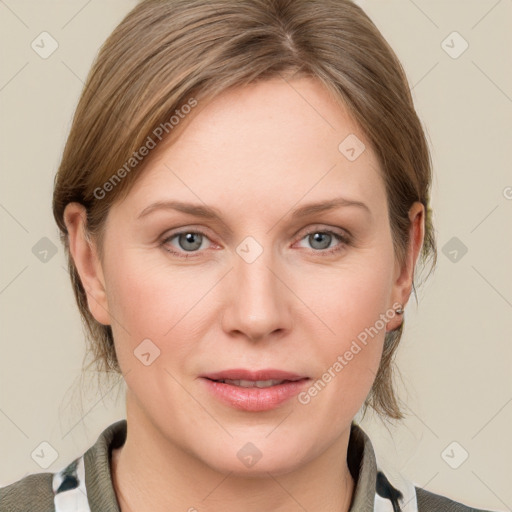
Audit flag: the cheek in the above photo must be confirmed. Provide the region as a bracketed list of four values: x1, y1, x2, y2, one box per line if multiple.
[298, 251, 394, 345]
[103, 249, 213, 363]
[295, 255, 394, 411]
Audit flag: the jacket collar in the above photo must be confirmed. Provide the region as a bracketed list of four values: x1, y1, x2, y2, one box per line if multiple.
[82, 419, 379, 511]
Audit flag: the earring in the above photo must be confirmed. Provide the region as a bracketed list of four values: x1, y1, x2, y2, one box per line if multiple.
[395, 305, 404, 315]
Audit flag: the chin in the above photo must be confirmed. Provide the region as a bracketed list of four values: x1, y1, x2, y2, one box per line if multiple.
[197, 437, 310, 477]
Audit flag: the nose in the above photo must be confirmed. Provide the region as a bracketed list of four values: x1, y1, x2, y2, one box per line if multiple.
[221, 248, 292, 343]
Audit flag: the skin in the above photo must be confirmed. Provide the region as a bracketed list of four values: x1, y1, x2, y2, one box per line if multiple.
[64, 77, 424, 512]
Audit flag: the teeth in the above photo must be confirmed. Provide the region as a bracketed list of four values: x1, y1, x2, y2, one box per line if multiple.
[220, 379, 285, 388]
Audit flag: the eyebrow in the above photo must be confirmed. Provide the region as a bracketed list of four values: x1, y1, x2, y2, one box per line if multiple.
[137, 197, 371, 224]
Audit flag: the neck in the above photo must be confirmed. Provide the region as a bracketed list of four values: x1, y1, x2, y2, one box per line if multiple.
[111, 398, 356, 512]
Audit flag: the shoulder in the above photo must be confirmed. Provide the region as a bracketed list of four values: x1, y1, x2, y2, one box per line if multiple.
[351, 423, 495, 512]
[0, 419, 126, 512]
[0, 472, 55, 512]
[416, 486, 495, 512]
[1, 454, 90, 512]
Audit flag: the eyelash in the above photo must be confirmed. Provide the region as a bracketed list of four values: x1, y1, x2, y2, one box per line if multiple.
[160, 227, 351, 259]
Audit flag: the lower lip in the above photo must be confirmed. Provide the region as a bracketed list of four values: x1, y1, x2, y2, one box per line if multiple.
[201, 378, 310, 412]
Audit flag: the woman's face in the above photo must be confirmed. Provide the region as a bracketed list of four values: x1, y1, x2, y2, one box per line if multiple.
[73, 77, 420, 474]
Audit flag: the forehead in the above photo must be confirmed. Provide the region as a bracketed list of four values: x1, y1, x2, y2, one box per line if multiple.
[112, 77, 385, 220]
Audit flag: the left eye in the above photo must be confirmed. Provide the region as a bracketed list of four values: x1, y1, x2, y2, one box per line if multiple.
[296, 229, 349, 253]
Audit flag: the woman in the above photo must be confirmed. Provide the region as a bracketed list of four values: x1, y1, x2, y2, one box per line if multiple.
[0, 0, 494, 511]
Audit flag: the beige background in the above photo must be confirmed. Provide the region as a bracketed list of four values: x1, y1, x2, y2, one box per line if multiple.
[0, 0, 511, 510]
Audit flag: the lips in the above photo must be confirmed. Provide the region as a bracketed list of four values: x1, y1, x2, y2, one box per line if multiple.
[201, 368, 306, 382]
[217, 379, 286, 388]
[200, 369, 310, 411]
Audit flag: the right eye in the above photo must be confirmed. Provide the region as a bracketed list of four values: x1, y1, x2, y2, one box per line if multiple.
[161, 230, 213, 258]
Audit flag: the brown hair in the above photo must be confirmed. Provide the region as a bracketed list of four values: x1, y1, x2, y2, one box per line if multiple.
[53, 0, 437, 421]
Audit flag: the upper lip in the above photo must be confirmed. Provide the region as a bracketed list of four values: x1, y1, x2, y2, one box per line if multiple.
[201, 369, 308, 381]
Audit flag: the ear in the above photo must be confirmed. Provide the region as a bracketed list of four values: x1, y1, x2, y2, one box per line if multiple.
[386, 201, 425, 331]
[63, 202, 111, 326]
